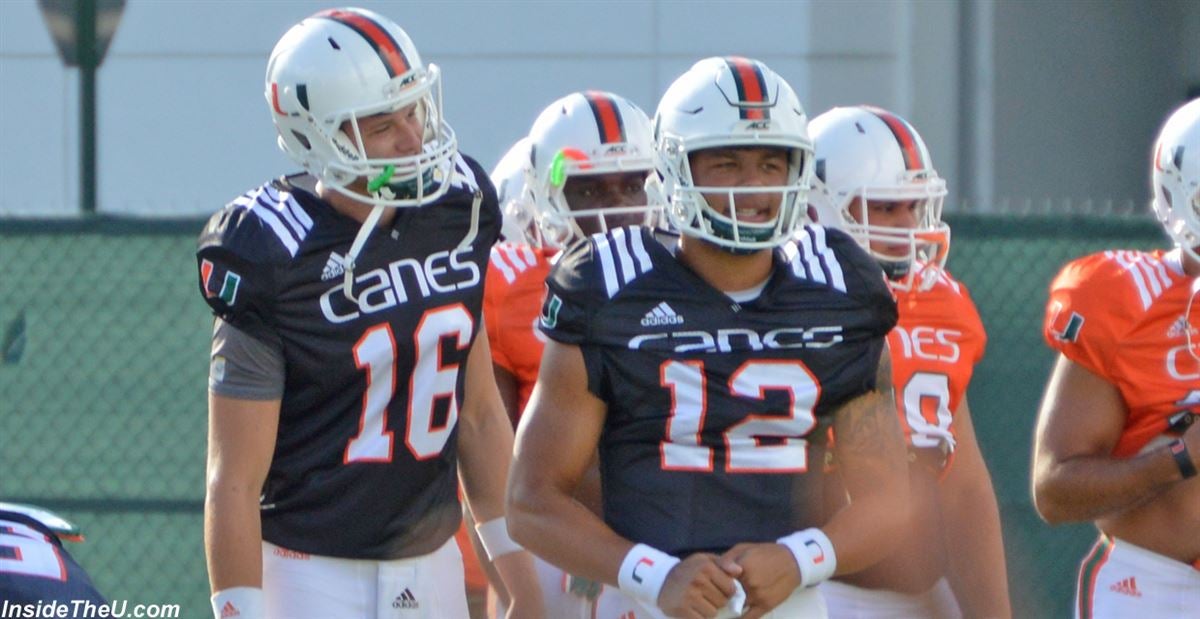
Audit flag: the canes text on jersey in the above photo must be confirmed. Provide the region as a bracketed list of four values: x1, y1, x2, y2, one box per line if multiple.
[628, 326, 844, 353]
[1166, 343, 1200, 381]
[320, 247, 481, 323]
[893, 326, 962, 363]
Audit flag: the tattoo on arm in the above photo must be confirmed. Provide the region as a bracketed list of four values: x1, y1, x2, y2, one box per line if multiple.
[835, 352, 905, 470]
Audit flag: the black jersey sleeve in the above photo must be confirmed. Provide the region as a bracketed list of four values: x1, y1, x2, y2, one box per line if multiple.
[538, 236, 608, 345]
[815, 225, 899, 336]
[195, 194, 289, 344]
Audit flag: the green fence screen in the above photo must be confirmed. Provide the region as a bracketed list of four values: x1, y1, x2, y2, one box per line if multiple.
[0, 214, 1168, 618]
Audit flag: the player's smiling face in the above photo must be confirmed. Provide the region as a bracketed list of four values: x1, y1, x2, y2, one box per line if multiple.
[688, 146, 788, 222]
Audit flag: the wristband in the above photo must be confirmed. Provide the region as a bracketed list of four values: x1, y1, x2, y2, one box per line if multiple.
[1169, 439, 1198, 480]
[617, 543, 681, 608]
[474, 517, 523, 560]
[211, 587, 263, 619]
[777, 528, 837, 588]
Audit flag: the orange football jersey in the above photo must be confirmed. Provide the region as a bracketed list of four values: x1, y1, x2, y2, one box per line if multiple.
[484, 242, 557, 418]
[887, 268, 987, 462]
[1044, 249, 1200, 457]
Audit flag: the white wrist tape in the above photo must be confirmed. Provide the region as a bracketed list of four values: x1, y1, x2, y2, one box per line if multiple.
[211, 587, 263, 619]
[617, 543, 681, 609]
[777, 528, 837, 588]
[474, 517, 523, 560]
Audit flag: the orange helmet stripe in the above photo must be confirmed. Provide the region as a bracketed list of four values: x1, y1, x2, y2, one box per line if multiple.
[584, 91, 626, 144]
[317, 9, 411, 78]
[725, 57, 769, 120]
[864, 106, 924, 171]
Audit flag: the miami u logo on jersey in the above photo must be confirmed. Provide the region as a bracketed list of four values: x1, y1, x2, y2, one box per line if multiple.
[540, 293, 563, 329]
[1048, 301, 1085, 343]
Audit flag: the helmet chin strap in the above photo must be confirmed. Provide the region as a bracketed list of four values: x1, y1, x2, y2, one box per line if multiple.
[342, 165, 396, 303]
[341, 204, 385, 304]
[1186, 276, 1200, 362]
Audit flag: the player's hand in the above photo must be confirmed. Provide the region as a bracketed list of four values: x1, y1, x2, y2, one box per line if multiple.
[720, 542, 802, 619]
[657, 552, 742, 619]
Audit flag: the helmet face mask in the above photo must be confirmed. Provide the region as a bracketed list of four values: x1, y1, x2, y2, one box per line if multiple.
[265, 8, 457, 208]
[651, 57, 814, 252]
[526, 91, 661, 249]
[1151, 98, 1200, 264]
[809, 105, 950, 291]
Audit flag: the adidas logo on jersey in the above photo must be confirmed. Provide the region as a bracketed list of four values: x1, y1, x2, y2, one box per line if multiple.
[1108, 576, 1142, 597]
[1167, 313, 1198, 339]
[392, 588, 420, 610]
[641, 302, 684, 327]
[220, 601, 240, 618]
[321, 252, 346, 281]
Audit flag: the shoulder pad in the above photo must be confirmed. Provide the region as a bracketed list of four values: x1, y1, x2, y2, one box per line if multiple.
[195, 182, 299, 326]
[550, 227, 655, 300]
[1042, 250, 1171, 369]
[489, 242, 544, 286]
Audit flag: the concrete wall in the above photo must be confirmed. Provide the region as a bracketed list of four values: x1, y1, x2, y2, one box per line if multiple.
[0, 0, 1195, 217]
[0, 0, 939, 216]
[990, 0, 1192, 213]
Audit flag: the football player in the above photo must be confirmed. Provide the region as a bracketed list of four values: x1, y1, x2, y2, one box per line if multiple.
[484, 91, 660, 618]
[0, 502, 106, 605]
[808, 106, 1011, 618]
[197, 8, 541, 619]
[1032, 97, 1200, 618]
[507, 57, 910, 619]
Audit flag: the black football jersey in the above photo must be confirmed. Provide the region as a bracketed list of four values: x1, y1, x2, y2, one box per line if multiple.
[0, 511, 106, 604]
[540, 226, 897, 556]
[196, 154, 500, 560]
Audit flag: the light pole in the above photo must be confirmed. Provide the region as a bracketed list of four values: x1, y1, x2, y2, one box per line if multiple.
[38, 0, 126, 216]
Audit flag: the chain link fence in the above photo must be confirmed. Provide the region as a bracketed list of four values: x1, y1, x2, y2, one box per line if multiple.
[0, 214, 1168, 618]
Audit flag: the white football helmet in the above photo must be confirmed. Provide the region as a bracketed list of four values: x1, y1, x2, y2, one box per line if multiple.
[1151, 98, 1200, 264]
[809, 105, 949, 291]
[491, 137, 536, 243]
[526, 91, 659, 249]
[650, 56, 814, 251]
[265, 7, 456, 208]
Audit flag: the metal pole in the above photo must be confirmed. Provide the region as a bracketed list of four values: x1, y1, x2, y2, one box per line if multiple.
[79, 0, 96, 215]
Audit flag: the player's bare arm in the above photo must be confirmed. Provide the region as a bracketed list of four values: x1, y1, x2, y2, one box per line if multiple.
[204, 394, 279, 593]
[824, 347, 911, 575]
[507, 339, 740, 617]
[1032, 355, 1198, 523]
[937, 397, 1012, 619]
[456, 326, 544, 619]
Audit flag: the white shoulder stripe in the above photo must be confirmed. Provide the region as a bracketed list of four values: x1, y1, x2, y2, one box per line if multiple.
[628, 227, 653, 272]
[788, 227, 847, 293]
[1136, 259, 1163, 297]
[451, 153, 479, 192]
[592, 228, 654, 298]
[611, 228, 638, 286]
[489, 247, 517, 284]
[594, 233, 620, 297]
[232, 190, 301, 257]
[501, 244, 531, 272]
[1109, 251, 1153, 310]
[260, 188, 308, 242]
[794, 233, 827, 285]
[811, 226, 847, 292]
